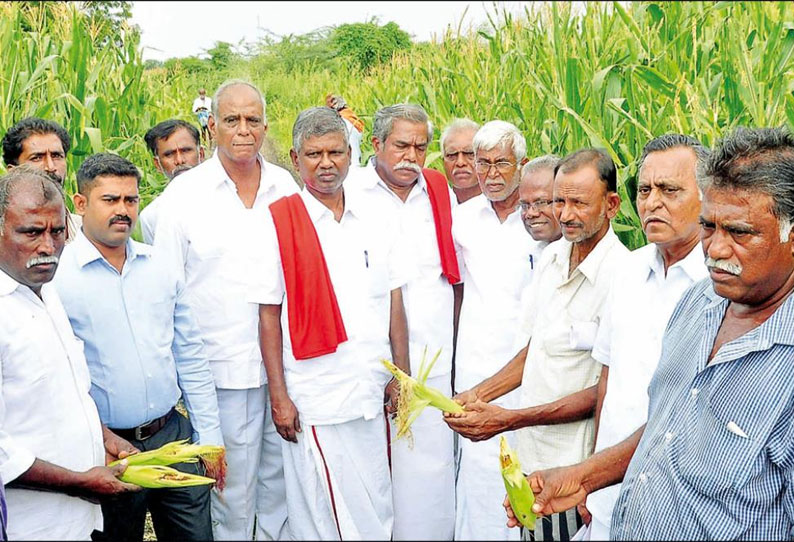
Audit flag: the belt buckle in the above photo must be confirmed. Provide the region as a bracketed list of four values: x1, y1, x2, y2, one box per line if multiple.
[134, 424, 149, 441]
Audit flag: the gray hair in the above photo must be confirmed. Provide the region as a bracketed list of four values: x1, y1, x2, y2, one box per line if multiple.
[0, 165, 65, 234]
[639, 133, 710, 198]
[472, 120, 527, 163]
[372, 104, 433, 143]
[440, 119, 480, 155]
[211, 79, 268, 122]
[699, 126, 794, 242]
[521, 154, 561, 178]
[292, 107, 349, 153]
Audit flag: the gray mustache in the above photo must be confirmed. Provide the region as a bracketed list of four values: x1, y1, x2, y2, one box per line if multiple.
[394, 161, 421, 174]
[705, 257, 742, 276]
[26, 255, 59, 269]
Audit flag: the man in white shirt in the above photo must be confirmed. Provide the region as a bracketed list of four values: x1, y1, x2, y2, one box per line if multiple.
[2, 117, 82, 241]
[192, 88, 212, 147]
[447, 148, 629, 541]
[154, 80, 299, 541]
[440, 119, 481, 204]
[345, 103, 460, 540]
[252, 106, 410, 539]
[139, 119, 204, 244]
[565, 135, 708, 540]
[450, 120, 546, 541]
[0, 167, 139, 540]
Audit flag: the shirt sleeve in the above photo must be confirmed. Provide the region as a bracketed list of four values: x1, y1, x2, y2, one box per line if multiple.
[246, 215, 285, 306]
[0, 355, 36, 483]
[171, 276, 224, 446]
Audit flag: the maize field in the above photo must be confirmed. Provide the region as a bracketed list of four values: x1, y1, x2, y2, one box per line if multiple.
[1, 1, 793, 249]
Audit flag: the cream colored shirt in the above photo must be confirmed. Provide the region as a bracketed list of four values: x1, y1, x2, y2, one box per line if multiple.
[516, 226, 629, 473]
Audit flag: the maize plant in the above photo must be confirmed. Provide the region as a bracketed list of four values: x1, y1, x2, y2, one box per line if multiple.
[382, 348, 464, 444]
[500, 436, 537, 530]
[120, 465, 216, 488]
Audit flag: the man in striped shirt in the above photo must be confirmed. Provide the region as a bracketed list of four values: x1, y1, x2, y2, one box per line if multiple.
[508, 126, 794, 540]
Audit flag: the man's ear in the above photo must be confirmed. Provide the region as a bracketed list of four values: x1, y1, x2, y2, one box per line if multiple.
[289, 149, 299, 172]
[152, 156, 164, 175]
[199, 146, 205, 162]
[372, 137, 382, 154]
[605, 191, 621, 221]
[73, 192, 88, 216]
[208, 115, 217, 139]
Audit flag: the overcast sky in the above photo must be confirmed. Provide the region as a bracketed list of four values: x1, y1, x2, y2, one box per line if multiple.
[131, 1, 530, 61]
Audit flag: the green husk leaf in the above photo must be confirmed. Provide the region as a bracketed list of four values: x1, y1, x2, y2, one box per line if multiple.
[500, 436, 537, 530]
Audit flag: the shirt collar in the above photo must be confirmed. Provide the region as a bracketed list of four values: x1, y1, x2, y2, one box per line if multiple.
[645, 241, 706, 283]
[72, 229, 151, 269]
[361, 158, 428, 196]
[0, 267, 20, 297]
[301, 187, 364, 222]
[550, 224, 620, 283]
[207, 151, 273, 194]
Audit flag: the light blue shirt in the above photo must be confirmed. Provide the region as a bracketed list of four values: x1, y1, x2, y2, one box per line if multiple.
[611, 278, 794, 540]
[54, 231, 223, 445]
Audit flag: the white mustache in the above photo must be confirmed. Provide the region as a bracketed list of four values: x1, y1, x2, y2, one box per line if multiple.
[705, 257, 742, 276]
[394, 161, 421, 174]
[26, 255, 59, 269]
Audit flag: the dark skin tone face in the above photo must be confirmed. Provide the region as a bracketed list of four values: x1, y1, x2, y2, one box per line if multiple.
[372, 119, 429, 189]
[11, 133, 67, 185]
[209, 85, 267, 166]
[0, 183, 66, 296]
[153, 127, 204, 180]
[518, 167, 560, 242]
[290, 132, 351, 197]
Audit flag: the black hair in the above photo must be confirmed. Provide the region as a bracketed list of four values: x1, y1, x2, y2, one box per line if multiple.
[76, 153, 141, 195]
[2, 117, 71, 166]
[554, 148, 617, 192]
[143, 119, 200, 156]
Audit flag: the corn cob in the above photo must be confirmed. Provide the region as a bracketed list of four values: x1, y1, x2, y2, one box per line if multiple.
[110, 439, 227, 490]
[382, 347, 464, 443]
[120, 464, 216, 488]
[499, 436, 537, 529]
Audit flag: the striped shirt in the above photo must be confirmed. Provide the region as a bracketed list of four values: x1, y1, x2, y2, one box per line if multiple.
[610, 279, 794, 540]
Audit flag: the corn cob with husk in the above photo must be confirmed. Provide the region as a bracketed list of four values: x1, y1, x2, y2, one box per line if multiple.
[110, 439, 227, 490]
[382, 347, 464, 444]
[500, 436, 537, 529]
[120, 464, 216, 488]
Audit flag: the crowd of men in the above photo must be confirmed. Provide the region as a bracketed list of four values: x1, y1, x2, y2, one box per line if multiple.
[1, 78, 794, 542]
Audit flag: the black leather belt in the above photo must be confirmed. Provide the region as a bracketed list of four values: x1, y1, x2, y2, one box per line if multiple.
[111, 408, 175, 442]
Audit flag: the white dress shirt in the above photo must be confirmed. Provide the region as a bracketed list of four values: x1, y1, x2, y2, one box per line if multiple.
[0, 269, 104, 540]
[248, 189, 411, 425]
[153, 152, 299, 389]
[347, 162, 459, 378]
[517, 226, 629, 473]
[192, 96, 211, 113]
[585, 242, 707, 535]
[138, 195, 161, 244]
[452, 194, 544, 399]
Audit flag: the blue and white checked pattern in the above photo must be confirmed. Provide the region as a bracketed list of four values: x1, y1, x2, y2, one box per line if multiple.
[610, 278, 794, 541]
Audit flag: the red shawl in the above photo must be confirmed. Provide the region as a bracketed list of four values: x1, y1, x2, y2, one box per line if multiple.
[422, 168, 461, 284]
[269, 194, 348, 360]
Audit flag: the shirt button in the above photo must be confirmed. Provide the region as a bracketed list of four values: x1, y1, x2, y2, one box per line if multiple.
[665, 431, 674, 441]
[149, 403, 154, 408]
[690, 388, 699, 397]
[638, 473, 647, 482]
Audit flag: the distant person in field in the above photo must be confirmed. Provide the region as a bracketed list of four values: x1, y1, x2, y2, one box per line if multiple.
[441, 119, 482, 203]
[325, 94, 364, 167]
[192, 88, 212, 147]
[251, 105, 409, 540]
[139, 119, 204, 244]
[447, 147, 630, 541]
[345, 103, 461, 540]
[2, 117, 82, 242]
[0, 166, 140, 541]
[55, 153, 222, 541]
[154, 80, 298, 541]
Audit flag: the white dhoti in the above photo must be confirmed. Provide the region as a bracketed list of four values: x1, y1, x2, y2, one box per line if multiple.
[390, 373, 455, 540]
[212, 385, 288, 541]
[454, 389, 521, 542]
[256, 390, 290, 540]
[282, 413, 393, 541]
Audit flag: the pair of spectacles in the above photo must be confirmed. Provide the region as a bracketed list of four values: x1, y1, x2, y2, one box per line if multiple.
[475, 160, 517, 175]
[516, 200, 553, 213]
[443, 150, 475, 162]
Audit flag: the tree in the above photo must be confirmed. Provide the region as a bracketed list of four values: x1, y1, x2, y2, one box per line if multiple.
[330, 20, 412, 71]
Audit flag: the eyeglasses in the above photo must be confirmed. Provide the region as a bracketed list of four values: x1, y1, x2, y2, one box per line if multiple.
[475, 159, 517, 175]
[516, 200, 553, 213]
[443, 150, 475, 163]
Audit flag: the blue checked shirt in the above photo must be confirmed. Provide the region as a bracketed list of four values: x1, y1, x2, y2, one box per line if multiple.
[54, 231, 223, 445]
[610, 278, 794, 540]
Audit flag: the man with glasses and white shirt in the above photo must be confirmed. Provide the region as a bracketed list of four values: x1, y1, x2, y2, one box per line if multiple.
[449, 120, 545, 541]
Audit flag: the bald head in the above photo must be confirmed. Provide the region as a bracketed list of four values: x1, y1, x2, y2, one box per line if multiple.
[211, 80, 267, 122]
[0, 165, 64, 233]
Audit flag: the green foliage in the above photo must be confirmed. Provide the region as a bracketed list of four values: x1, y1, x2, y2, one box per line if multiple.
[205, 41, 238, 70]
[330, 20, 412, 71]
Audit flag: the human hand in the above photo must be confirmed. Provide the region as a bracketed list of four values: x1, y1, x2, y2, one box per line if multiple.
[384, 378, 400, 416]
[577, 501, 592, 526]
[103, 430, 140, 465]
[78, 462, 141, 501]
[526, 465, 588, 517]
[452, 388, 480, 408]
[443, 400, 509, 441]
[271, 393, 301, 443]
